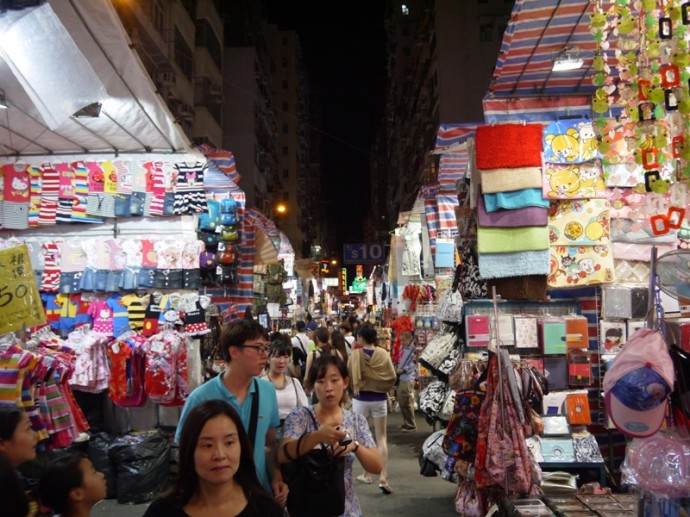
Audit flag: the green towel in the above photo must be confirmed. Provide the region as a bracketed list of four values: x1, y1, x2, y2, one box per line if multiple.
[477, 225, 549, 253]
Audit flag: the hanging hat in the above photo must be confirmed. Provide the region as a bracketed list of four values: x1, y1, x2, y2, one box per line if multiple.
[603, 327, 674, 438]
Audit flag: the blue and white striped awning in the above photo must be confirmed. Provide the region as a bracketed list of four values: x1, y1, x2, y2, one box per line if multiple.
[489, 0, 605, 98]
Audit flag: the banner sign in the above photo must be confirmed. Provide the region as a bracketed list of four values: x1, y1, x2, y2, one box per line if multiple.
[0, 244, 45, 334]
[343, 243, 385, 264]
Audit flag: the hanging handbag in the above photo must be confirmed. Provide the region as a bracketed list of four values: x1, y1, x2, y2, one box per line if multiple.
[418, 380, 449, 421]
[443, 388, 486, 461]
[439, 387, 458, 422]
[437, 275, 464, 323]
[436, 346, 462, 381]
[454, 479, 483, 517]
[419, 332, 456, 371]
[458, 242, 487, 300]
[282, 409, 346, 517]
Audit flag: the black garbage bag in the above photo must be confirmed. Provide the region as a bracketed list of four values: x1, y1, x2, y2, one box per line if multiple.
[88, 433, 117, 499]
[109, 432, 171, 504]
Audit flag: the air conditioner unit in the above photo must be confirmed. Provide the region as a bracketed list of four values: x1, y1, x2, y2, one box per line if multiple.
[157, 72, 176, 87]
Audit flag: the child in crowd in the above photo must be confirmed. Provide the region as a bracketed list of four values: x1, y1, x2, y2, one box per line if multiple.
[39, 452, 107, 517]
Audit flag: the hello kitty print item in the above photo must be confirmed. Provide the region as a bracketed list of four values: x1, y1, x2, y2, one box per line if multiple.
[2, 164, 30, 229]
[88, 300, 114, 335]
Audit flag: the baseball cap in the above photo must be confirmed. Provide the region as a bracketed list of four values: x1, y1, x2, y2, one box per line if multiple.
[603, 327, 674, 438]
[305, 321, 318, 331]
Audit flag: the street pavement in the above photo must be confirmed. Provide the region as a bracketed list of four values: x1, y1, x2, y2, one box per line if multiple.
[92, 408, 458, 516]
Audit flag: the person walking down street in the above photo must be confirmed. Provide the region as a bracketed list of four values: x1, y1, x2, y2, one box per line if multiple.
[304, 327, 344, 389]
[279, 355, 382, 517]
[174, 319, 289, 509]
[261, 334, 309, 441]
[330, 330, 350, 360]
[145, 400, 282, 517]
[347, 324, 397, 494]
[395, 332, 417, 431]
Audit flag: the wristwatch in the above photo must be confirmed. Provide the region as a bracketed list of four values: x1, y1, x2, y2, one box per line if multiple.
[353, 441, 360, 453]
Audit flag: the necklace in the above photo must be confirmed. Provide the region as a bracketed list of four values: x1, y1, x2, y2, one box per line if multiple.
[266, 373, 288, 390]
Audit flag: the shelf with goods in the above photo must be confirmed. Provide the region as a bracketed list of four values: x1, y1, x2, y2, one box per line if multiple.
[412, 302, 443, 391]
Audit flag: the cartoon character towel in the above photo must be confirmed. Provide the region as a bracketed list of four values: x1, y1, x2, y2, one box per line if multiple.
[548, 199, 610, 247]
[542, 160, 607, 199]
[549, 245, 615, 287]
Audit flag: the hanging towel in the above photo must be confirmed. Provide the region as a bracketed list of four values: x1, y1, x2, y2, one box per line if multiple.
[477, 195, 548, 227]
[480, 166, 543, 194]
[478, 250, 550, 279]
[483, 188, 550, 212]
[475, 123, 543, 169]
[477, 225, 549, 254]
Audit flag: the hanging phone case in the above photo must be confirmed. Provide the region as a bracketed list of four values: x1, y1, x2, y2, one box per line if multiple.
[568, 351, 592, 387]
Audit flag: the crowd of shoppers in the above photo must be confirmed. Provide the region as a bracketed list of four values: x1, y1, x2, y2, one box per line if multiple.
[0, 313, 418, 517]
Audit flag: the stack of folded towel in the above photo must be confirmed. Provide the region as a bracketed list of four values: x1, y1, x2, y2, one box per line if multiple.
[474, 124, 550, 280]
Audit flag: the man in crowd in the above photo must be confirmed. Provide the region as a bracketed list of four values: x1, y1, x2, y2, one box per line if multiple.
[175, 319, 289, 507]
[395, 331, 417, 431]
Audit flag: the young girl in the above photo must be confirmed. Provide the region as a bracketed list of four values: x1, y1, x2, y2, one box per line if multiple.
[0, 406, 40, 517]
[39, 453, 106, 517]
[303, 327, 344, 386]
[144, 400, 282, 517]
[280, 355, 382, 517]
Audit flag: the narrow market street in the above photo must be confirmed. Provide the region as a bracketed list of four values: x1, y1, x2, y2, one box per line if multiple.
[92, 409, 458, 517]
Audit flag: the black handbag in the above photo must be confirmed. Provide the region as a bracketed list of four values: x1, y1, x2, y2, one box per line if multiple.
[282, 409, 346, 517]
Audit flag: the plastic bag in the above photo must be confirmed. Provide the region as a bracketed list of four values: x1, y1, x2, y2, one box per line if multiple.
[109, 431, 171, 504]
[88, 433, 117, 499]
[621, 430, 690, 498]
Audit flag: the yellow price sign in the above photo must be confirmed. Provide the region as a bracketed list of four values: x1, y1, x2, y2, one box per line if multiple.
[0, 244, 45, 334]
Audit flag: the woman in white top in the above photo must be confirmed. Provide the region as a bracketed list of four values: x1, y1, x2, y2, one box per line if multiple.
[261, 333, 309, 440]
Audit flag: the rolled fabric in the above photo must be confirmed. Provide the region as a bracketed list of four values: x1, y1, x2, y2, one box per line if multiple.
[478, 250, 550, 279]
[480, 166, 543, 194]
[483, 188, 550, 212]
[477, 225, 550, 254]
[477, 194, 548, 227]
[475, 123, 543, 169]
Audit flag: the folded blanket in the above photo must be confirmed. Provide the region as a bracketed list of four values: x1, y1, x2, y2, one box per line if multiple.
[475, 124, 543, 169]
[483, 188, 550, 212]
[477, 194, 547, 227]
[612, 242, 677, 261]
[477, 225, 550, 254]
[480, 166, 543, 193]
[610, 217, 677, 244]
[479, 250, 550, 279]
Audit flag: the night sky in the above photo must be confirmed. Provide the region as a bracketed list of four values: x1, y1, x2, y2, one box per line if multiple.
[263, 0, 387, 244]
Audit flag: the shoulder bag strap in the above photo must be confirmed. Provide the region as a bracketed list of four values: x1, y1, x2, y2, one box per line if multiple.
[248, 378, 260, 449]
[296, 335, 307, 354]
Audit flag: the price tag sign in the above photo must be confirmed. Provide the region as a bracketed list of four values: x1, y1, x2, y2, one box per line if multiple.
[0, 244, 45, 334]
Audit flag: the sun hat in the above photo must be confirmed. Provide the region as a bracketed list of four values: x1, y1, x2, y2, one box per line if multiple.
[603, 327, 674, 438]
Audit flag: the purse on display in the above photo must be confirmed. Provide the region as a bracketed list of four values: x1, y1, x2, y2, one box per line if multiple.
[540, 471, 578, 494]
[437, 287, 464, 323]
[566, 393, 592, 425]
[419, 380, 449, 421]
[540, 437, 576, 463]
[419, 332, 457, 371]
[198, 199, 220, 230]
[216, 242, 236, 265]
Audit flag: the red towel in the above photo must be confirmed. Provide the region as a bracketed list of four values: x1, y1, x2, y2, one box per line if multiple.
[475, 123, 543, 169]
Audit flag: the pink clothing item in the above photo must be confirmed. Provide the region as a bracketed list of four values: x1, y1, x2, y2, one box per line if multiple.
[41, 242, 62, 292]
[114, 160, 133, 194]
[57, 163, 76, 199]
[85, 162, 105, 193]
[107, 240, 127, 270]
[141, 240, 158, 267]
[3, 163, 30, 203]
[88, 300, 114, 335]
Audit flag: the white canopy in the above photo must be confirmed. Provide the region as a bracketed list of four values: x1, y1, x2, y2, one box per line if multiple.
[0, 0, 191, 157]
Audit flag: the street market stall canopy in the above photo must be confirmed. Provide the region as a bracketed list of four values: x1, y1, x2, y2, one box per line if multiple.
[0, 0, 191, 157]
[489, 0, 601, 98]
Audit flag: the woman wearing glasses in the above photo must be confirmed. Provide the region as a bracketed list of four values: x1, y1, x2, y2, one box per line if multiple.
[175, 319, 289, 510]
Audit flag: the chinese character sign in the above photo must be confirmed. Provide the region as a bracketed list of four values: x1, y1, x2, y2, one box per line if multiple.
[0, 244, 45, 334]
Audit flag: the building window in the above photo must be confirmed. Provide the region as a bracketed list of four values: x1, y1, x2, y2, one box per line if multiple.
[282, 80, 288, 89]
[283, 169, 289, 179]
[480, 24, 493, 41]
[283, 124, 289, 133]
[283, 146, 289, 156]
[401, 4, 409, 15]
[282, 102, 288, 111]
